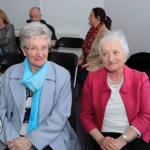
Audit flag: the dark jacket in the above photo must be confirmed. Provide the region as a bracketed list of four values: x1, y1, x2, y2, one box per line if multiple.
[26, 20, 59, 49]
[0, 24, 18, 53]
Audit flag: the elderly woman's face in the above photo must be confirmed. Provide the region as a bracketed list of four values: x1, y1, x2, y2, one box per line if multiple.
[22, 36, 49, 73]
[101, 40, 126, 73]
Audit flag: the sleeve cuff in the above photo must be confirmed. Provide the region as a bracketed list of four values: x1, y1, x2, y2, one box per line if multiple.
[130, 125, 141, 138]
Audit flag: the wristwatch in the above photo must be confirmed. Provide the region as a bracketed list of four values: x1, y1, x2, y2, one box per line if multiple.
[122, 134, 129, 143]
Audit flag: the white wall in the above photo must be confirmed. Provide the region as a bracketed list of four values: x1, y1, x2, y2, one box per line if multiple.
[1, 0, 104, 38]
[41, 0, 104, 56]
[1, 0, 40, 29]
[105, 0, 150, 57]
[41, 0, 104, 38]
[1, 0, 150, 56]
[1, 0, 104, 56]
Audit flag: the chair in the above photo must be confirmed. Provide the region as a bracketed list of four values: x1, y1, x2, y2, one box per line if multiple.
[0, 53, 25, 73]
[48, 52, 78, 131]
[59, 37, 84, 49]
[85, 134, 94, 150]
[58, 37, 84, 97]
[125, 52, 150, 79]
[15, 37, 22, 52]
[48, 51, 78, 88]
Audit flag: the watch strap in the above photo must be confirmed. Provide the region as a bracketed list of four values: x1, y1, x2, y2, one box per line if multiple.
[122, 134, 129, 143]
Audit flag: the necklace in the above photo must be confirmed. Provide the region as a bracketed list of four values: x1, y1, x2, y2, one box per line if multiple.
[108, 74, 124, 88]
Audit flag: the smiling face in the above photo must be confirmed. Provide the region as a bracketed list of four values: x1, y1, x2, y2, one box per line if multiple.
[22, 36, 49, 73]
[88, 10, 100, 27]
[101, 40, 127, 73]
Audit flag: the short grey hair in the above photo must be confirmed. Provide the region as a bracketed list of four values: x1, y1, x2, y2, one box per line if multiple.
[19, 22, 52, 47]
[30, 7, 41, 12]
[98, 30, 129, 59]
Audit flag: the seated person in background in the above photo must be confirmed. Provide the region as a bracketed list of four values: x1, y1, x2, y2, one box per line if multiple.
[77, 7, 112, 86]
[26, 7, 59, 49]
[0, 9, 18, 55]
[0, 22, 80, 150]
[80, 30, 150, 150]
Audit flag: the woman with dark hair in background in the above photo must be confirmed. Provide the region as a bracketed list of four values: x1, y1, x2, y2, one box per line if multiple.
[0, 9, 18, 55]
[77, 7, 112, 86]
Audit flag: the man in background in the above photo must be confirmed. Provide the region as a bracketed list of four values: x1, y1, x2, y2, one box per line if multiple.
[26, 7, 59, 49]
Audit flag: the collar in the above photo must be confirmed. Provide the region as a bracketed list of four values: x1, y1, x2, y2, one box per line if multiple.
[10, 61, 56, 81]
[26, 19, 47, 25]
[121, 65, 133, 93]
[100, 65, 133, 93]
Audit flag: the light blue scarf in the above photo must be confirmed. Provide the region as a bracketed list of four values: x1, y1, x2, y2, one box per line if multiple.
[21, 58, 48, 133]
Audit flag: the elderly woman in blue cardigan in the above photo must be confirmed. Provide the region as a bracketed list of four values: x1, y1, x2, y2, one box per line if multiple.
[0, 22, 80, 150]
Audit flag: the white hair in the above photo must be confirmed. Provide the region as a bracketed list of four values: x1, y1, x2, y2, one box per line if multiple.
[98, 30, 129, 60]
[19, 22, 52, 47]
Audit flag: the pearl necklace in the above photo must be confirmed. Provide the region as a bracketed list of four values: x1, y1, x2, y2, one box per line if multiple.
[108, 74, 124, 88]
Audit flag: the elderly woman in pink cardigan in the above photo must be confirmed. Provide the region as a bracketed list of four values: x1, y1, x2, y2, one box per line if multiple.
[80, 30, 150, 150]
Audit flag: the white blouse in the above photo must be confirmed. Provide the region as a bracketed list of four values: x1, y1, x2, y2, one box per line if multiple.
[102, 79, 129, 133]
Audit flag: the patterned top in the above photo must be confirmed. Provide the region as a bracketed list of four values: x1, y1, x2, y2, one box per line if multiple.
[20, 88, 33, 135]
[0, 24, 18, 53]
[81, 22, 104, 62]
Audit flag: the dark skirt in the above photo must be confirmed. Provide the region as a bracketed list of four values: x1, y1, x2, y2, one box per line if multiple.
[76, 69, 89, 86]
[88, 132, 150, 150]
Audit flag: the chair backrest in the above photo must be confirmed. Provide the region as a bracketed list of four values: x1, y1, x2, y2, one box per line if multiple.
[0, 52, 78, 73]
[48, 52, 78, 87]
[125, 52, 150, 79]
[0, 53, 25, 73]
[48, 51, 78, 70]
[59, 37, 84, 48]
[15, 37, 22, 52]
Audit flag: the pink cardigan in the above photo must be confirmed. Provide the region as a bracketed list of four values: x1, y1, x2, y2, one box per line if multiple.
[80, 65, 150, 143]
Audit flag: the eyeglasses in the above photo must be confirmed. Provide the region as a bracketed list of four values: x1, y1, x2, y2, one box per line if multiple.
[24, 46, 50, 53]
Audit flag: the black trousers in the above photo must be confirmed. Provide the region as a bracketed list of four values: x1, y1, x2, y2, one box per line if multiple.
[89, 132, 150, 150]
[70, 68, 89, 86]
[4, 145, 53, 150]
[43, 145, 53, 150]
[76, 69, 89, 86]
